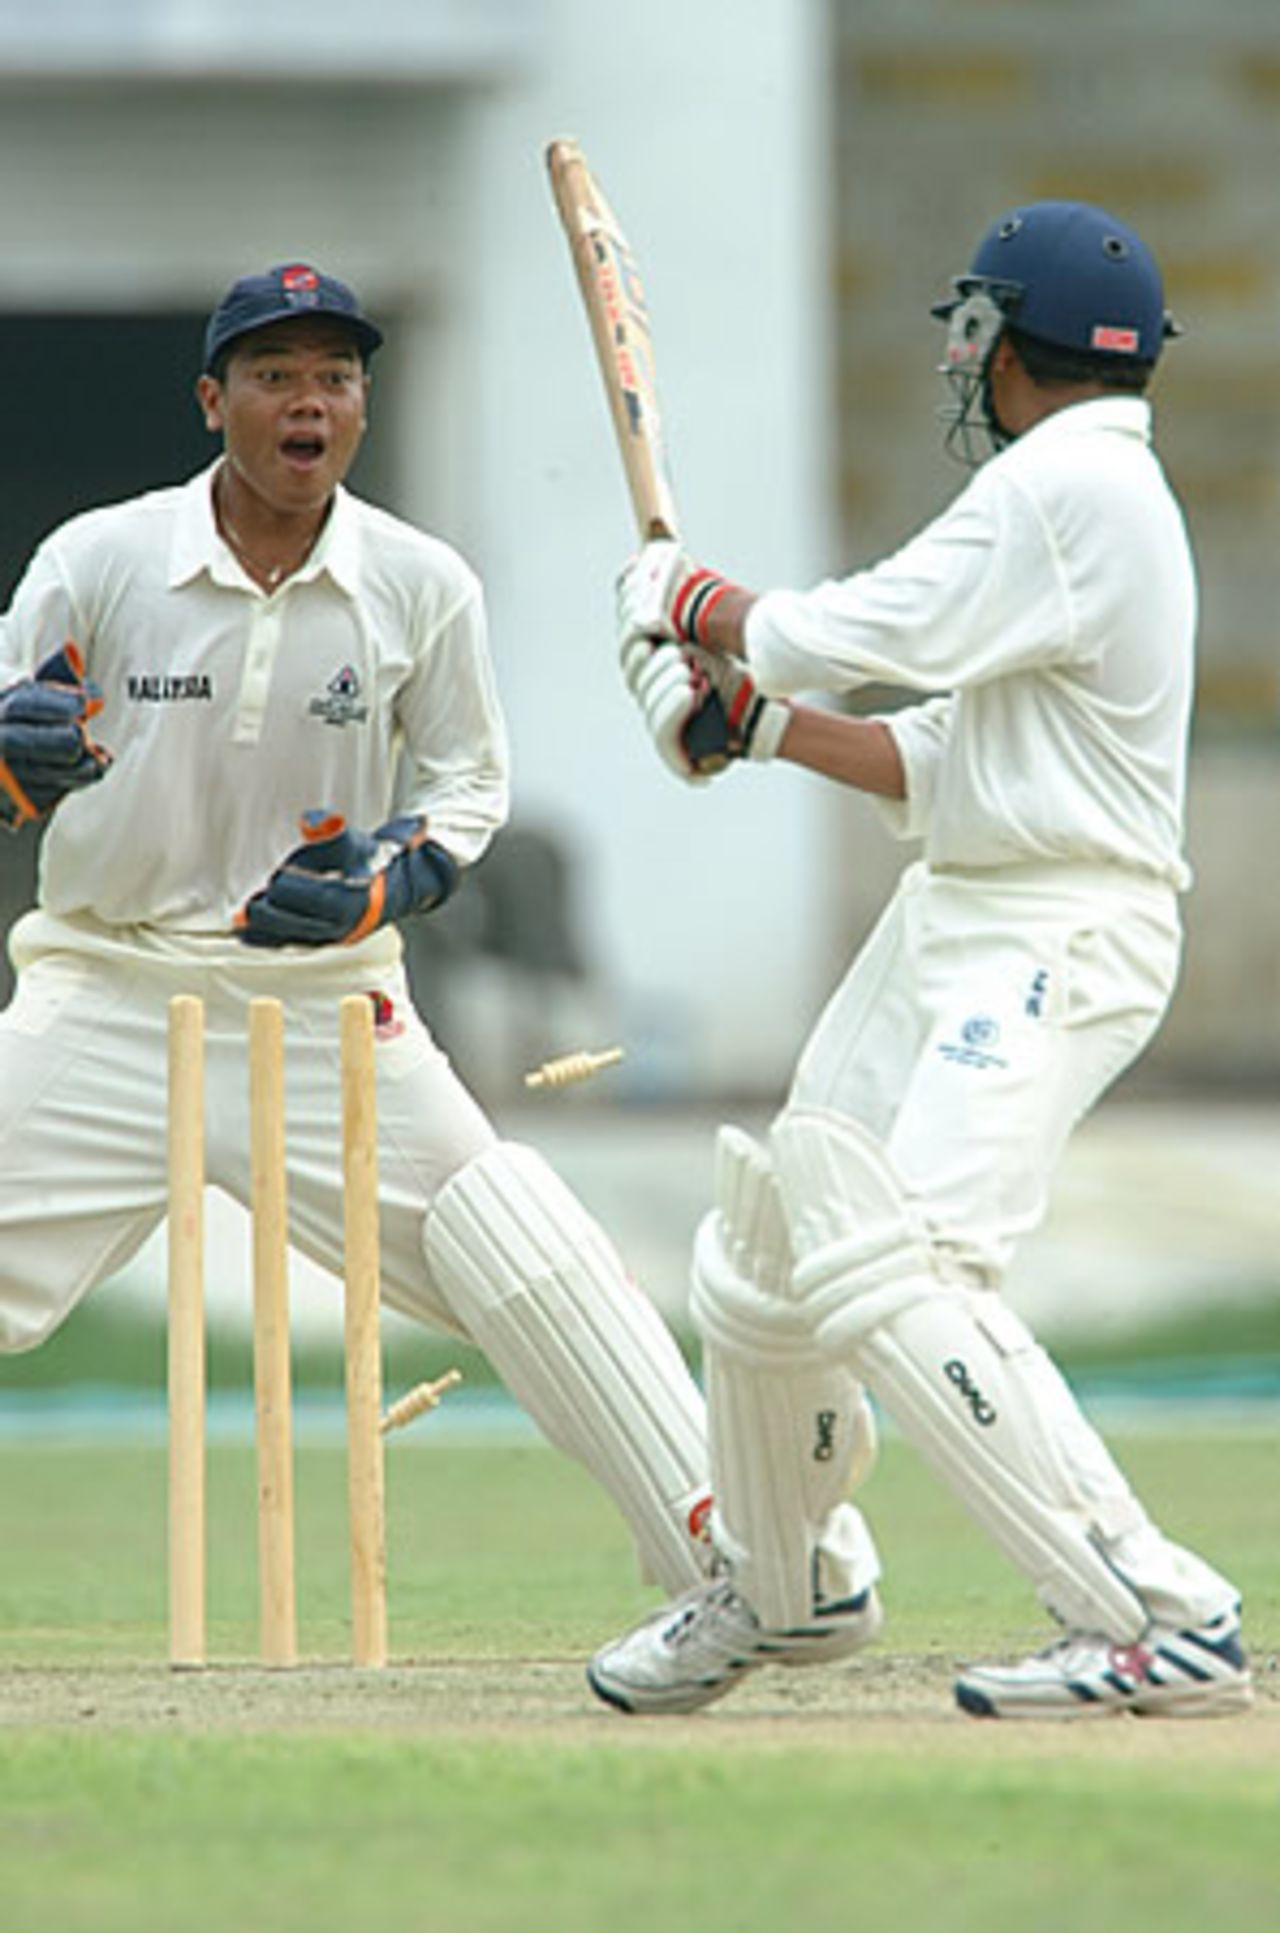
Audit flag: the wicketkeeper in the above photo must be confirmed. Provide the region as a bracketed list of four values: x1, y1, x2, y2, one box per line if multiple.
[0, 265, 740, 1614]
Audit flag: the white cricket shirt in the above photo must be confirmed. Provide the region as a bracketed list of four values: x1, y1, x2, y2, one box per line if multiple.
[0, 464, 510, 935]
[745, 398, 1195, 888]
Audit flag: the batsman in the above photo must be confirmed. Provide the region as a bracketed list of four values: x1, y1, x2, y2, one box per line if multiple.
[590, 200, 1253, 1719]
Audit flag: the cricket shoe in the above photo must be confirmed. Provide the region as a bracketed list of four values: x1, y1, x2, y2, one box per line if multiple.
[954, 1606, 1253, 1720]
[587, 1577, 883, 1716]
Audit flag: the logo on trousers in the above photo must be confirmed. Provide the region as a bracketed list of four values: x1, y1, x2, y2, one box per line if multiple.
[938, 1014, 1008, 1071]
[943, 1358, 997, 1427]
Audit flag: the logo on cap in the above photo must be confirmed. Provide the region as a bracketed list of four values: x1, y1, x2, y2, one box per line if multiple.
[280, 264, 322, 312]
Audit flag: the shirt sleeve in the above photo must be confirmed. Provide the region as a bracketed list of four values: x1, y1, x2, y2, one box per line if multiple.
[867, 695, 954, 841]
[743, 466, 1076, 700]
[392, 568, 511, 868]
[0, 541, 87, 685]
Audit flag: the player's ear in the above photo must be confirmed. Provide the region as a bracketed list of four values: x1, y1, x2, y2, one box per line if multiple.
[988, 333, 1019, 376]
[195, 373, 225, 435]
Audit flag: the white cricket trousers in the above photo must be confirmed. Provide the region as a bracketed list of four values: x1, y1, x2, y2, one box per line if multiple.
[0, 912, 495, 1352]
[788, 859, 1183, 1283]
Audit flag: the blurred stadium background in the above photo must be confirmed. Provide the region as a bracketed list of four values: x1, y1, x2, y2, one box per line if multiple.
[0, 0, 1275, 1379]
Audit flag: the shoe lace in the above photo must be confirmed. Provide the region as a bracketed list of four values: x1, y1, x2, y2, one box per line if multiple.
[661, 1580, 754, 1653]
[1036, 1630, 1161, 1682]
[1035, 1631, 1110, 1667]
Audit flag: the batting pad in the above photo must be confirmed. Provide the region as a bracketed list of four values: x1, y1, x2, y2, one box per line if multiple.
[690, 1125, 881, 1630]
[423, 1141, 711, 1594]
[773, 1107, 1153, 1641]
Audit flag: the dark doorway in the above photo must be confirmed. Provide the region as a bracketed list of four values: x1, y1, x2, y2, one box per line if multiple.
[0, 311, 217, 994]
[0, 311, 213, 605]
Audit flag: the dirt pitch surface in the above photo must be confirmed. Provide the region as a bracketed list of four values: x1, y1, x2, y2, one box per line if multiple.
[3, 1649, 1276, 1761]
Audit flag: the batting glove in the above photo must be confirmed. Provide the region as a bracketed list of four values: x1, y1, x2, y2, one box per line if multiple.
[685, 647, 790, 763]
[0, 642, 113, 830]
[616, 539, 743, 650]
[621, 639, 790, 783]
[236, 811, 458, 949]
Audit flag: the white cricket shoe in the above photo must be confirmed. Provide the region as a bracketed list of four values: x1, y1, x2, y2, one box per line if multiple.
[954, 1607, 1253, 1719]
[587, 1578, 883, 1716]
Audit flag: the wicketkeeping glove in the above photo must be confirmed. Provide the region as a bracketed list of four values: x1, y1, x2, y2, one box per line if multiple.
[235, 811, 458, 949]
[620, 637, 790, 783]
[616, 539, 744, 651]
[0, 642, 113, 830]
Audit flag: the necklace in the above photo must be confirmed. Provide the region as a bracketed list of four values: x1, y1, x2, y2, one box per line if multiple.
[215, 485, 320, 591]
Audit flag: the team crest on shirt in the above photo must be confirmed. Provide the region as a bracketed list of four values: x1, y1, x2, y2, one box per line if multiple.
[308, 664, 369, 727]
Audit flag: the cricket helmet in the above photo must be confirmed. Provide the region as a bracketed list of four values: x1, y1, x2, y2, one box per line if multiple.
[931, 200, 1179, 465]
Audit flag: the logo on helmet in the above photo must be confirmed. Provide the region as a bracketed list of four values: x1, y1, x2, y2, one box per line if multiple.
[1091, 325, 1141, 354]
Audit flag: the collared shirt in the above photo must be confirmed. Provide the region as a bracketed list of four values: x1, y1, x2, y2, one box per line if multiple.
[0, 463, 510, 933]
[744, 398, 1195, 888]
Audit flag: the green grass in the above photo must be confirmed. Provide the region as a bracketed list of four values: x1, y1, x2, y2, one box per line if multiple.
[0, 1296, 497, 1391]
[3, 1431, 1275, 1661]
[1, 1433, 1277, 1932]
[1055, 1298, 1280, 1368]
[1, 1731, 1277, 1933]
[4, 1292, 1279, 1396]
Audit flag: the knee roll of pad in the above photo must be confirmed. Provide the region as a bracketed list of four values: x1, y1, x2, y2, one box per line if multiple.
[691, 1123, 817, 1364]
[772, 1107, 937, 1351]
[713, 1123, 792, 1296]
[690, 1207, 822, 1367]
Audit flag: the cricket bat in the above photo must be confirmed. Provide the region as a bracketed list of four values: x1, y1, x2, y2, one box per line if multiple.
[546, 137, 680, 541]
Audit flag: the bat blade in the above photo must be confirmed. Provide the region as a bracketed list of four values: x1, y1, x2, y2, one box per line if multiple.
[547, 137, 680, 541]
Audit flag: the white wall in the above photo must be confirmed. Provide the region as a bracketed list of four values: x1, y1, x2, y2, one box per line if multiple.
[462, 0, 847, 1090]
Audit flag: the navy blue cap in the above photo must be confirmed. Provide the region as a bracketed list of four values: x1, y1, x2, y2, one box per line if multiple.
[203, 263, 384, 374]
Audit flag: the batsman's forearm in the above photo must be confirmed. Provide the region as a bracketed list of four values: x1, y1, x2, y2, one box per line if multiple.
[776, 705, 906, 799]
[697, 585, 757, 658]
